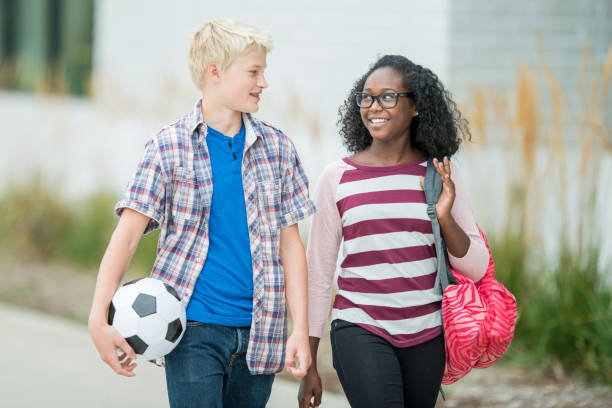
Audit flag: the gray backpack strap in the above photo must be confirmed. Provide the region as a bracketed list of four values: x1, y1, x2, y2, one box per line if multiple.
[424, 159, 457, 291]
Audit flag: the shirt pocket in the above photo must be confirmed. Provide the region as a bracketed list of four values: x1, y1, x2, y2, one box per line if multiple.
[170, 167, 199, 224]
[256, 179, 281, 230]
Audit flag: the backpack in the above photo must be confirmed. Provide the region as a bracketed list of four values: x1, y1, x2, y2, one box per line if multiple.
[423, 159, 518, 385]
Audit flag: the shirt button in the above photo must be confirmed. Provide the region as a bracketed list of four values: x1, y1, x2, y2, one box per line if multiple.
[228, 141, 232, 147]
[232, 154, 237, 160]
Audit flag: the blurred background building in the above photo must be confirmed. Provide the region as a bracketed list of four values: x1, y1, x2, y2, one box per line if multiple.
[0, 0, 610, 259]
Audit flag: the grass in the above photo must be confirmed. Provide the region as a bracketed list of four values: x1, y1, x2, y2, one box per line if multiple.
[491, 234, 612, 384]
[463, 44, 612, 384]
[0, 177, 158, 274]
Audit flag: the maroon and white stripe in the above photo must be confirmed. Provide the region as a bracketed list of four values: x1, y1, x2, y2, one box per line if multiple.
[330, 159, 443, 347]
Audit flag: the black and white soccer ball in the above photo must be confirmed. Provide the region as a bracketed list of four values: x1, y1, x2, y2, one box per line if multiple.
[107, 277, 186, 360]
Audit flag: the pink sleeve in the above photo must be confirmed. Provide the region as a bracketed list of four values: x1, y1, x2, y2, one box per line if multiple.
[447, 163, 488, 282]
[307, 161, 344, 338]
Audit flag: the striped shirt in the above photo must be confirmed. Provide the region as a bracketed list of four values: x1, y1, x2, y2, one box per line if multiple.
[307, 157, 488, 347]
[115, 99, 316, 374]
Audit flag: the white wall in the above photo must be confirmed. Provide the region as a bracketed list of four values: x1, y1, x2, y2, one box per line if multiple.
[0, 0, 610, 264]
[1, 0, 451, 197]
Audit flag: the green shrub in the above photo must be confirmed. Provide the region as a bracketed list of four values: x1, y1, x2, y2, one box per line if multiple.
[0, 179, 158, 273]
[492, 235, 612, 384]
[0, 178, 71, 260]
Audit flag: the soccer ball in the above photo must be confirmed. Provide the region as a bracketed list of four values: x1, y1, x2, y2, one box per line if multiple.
[107, 277, 186, 360]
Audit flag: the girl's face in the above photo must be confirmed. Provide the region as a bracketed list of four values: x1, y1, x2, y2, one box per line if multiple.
[360, 67, 417, 144]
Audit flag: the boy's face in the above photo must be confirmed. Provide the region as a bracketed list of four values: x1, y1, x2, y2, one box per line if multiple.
[216, 46, 268, 113]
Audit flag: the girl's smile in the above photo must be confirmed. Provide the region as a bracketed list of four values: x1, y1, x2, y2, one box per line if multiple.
[360, 67, 417, 143]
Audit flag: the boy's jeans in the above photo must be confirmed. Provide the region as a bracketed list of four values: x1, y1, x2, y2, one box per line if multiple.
[165, 321, 275, 408]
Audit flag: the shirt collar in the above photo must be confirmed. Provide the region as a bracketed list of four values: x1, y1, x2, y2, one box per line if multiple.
[242, 112, 260, 148]
[188, 98, 260, 148]
[188, 99, 205, 136]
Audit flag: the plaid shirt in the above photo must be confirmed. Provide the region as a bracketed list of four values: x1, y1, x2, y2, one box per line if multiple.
[115, 99, 316, 374]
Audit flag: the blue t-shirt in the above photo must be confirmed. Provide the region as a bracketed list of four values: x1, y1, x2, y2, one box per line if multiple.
[186, 122, 254, 327]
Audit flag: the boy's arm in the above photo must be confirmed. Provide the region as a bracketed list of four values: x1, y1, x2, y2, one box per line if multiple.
[280, 223, 311, 379]
[88, 208, 150, 377]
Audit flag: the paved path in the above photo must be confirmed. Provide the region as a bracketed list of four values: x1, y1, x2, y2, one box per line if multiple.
[0, 303, 349, 407]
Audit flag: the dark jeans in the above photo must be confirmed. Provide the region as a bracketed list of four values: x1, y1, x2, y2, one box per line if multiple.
[331, 319, 445, 408]
[165, 321, 275, 408]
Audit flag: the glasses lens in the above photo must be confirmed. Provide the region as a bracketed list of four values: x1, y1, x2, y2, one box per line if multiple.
[356, 93, 372, 108]
[380, 93, 397, 108]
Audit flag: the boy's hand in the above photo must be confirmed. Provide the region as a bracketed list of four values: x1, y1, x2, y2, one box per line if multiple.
[87, 209, 150, 378]
[298, 367, 322, 407]
[89, 321, 138, 377]
[285, 331, 311, 379]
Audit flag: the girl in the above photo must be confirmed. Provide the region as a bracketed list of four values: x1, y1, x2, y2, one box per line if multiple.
[298, 55, 489, 407]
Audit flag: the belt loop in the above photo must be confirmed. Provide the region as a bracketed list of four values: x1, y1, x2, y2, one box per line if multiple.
[236, 326, 249, 354]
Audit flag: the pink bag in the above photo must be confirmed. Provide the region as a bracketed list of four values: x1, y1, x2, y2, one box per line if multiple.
[441, 228, 517, 384]
[423, 159, 517, 385]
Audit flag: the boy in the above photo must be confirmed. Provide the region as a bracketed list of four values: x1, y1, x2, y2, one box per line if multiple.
[88, 19, 316, 407]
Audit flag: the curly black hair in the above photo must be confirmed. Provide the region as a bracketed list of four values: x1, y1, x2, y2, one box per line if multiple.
[338, 55, 470, 159]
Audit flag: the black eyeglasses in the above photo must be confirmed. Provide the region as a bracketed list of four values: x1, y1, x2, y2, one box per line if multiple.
[355, 92, 415, 109]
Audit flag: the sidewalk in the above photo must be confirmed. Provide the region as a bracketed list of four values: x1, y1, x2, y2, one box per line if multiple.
[0, 303, 349, 407]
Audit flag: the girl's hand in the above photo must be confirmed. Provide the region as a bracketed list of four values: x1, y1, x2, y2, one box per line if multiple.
[420, 156, 455, 222]
[433, 156, 455, 221]
[298, 367, 323, 408]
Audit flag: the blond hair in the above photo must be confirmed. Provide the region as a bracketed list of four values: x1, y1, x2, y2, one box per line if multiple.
[188, 19, 273, 90]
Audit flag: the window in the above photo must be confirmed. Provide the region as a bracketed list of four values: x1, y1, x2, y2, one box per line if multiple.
[0, 0, 94, 96]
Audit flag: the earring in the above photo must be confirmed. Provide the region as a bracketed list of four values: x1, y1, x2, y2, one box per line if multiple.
[415, 112, 419, 117]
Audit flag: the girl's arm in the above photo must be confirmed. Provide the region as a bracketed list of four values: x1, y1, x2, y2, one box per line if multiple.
[88, 208, 150, 377]
[299, 162, 344, 408]
[430, 157, 488, 282]
[306, 162, 344, 339]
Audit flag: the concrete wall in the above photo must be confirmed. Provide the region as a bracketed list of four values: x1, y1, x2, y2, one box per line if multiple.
[445, 0, 612, 263]
[1, 0, 451, 197]
[0, 0, 610, 263]
[449, 0, 611, 114]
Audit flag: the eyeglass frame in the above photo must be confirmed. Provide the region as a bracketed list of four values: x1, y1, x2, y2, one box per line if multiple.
[355, 91, 415, 109]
